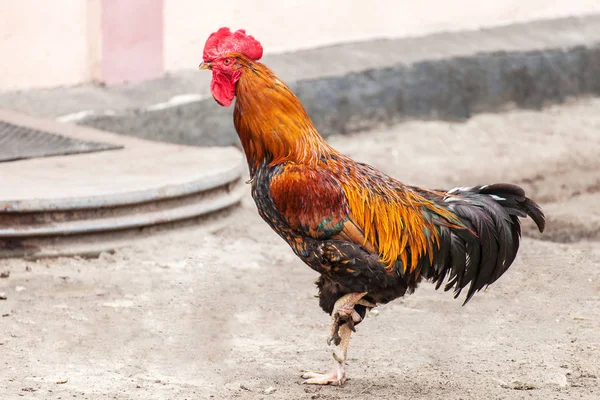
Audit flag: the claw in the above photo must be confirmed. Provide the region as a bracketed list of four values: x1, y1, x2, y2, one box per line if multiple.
[337, 309, 362, 333]
[332, 351, 343, 364]
[327, 331, 341, 347]
[301, 365, 346, 386]
[301, 370, 320, 379]
[327, 314, 342, 346]
[346, 317, 356, 333]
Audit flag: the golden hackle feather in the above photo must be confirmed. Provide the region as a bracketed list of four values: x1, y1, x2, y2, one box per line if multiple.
[233, 54, 333, 173]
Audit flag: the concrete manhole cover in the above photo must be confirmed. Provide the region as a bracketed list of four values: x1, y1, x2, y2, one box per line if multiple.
[0, 121, 123, 163]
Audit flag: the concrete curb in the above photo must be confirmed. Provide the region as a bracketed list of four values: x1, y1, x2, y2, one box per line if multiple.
[1, 165, 242, 213]
[0, 110, 245, 258]
[71, 15, 600, 147]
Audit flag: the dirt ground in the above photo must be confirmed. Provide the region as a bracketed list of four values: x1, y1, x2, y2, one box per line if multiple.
[1, 99, 600, 399]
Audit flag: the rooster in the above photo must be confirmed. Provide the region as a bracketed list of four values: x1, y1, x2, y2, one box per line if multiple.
[199, 27, 545, 386]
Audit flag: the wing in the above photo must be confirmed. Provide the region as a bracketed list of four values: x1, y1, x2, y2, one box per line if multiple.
[269, 163, 378, 251]
[269, 163, 358, 240]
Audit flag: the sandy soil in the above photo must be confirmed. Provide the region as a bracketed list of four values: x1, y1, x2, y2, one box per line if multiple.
[1, 99, 600, 399]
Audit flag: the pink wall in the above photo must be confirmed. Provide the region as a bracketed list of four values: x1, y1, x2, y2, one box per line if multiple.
[0, 0, 164, 91]
[100, 0, 164, 85]
[0, 1, 90, 90]
[1, 1, 600, 91]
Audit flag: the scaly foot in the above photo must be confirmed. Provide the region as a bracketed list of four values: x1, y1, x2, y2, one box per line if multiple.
[301, 362, 346, 386]
[327, 292, 375, 346]
[303, 324, 356, 386]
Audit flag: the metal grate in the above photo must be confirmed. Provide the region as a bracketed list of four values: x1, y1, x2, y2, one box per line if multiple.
[0, 121, 123, 163]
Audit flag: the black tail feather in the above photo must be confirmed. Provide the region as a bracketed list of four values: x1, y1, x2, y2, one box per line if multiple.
[427, 183, 545, 304]
[479, 183, 546, 232]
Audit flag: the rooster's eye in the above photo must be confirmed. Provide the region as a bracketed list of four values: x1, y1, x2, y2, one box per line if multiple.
[224, 58, 231, 65]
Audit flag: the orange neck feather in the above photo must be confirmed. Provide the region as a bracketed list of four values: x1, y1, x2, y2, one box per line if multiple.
[233, 59, 334, 175]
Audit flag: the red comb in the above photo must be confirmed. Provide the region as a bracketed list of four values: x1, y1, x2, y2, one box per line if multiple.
[203, 27, 263, 62]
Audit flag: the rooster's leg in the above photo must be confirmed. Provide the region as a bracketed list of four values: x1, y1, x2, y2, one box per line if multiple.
[326, 292, 373, 346]
[301, 324, 353, 385]
[301, 292, 375, 386]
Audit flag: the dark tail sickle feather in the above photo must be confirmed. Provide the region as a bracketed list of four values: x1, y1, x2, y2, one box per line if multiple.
[430, 183, 545, 304]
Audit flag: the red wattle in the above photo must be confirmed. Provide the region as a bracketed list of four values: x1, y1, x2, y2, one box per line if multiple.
[210, 71, 236, 107]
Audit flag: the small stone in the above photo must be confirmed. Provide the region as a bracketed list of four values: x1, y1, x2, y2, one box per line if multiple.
[545, 372, 569, 388]
[0, 293, 7, 300]
[102, 300, 134, 308]
[0, 271, 9, 278]
[15, 286, 26, 292]
[56, 380, 68, 384]
[264, 386, 276, 395]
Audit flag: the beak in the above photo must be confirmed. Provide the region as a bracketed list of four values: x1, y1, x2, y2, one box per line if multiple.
[199, 62, 211, 70]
